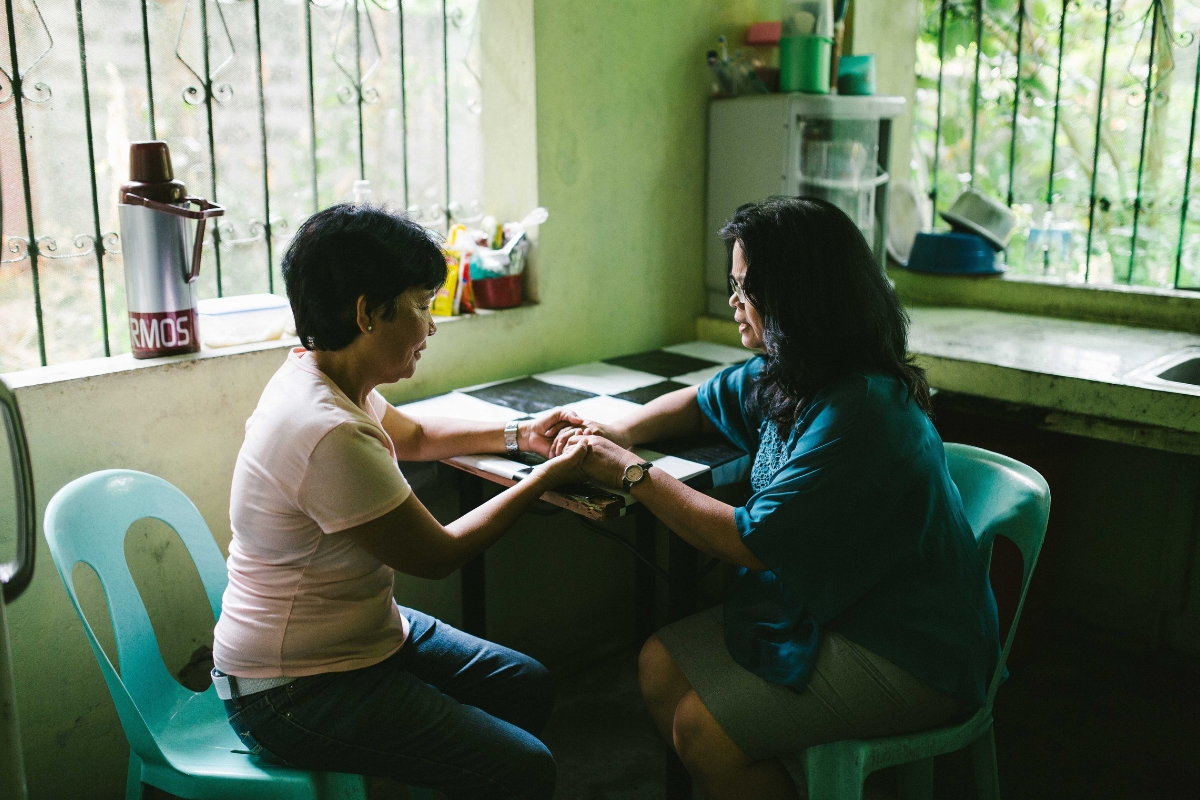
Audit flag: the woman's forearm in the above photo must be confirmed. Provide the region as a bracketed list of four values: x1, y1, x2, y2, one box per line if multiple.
[630, 468, 767, 570]
[440, 472, 554, 571]
[618, 386, 710, 445]
[400, 416, 505, 462]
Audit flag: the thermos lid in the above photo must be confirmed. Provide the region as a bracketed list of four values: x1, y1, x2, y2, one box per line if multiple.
[120, 141, 187, 204]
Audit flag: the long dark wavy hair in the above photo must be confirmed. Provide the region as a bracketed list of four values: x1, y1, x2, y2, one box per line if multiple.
[720, 196, 931, 435]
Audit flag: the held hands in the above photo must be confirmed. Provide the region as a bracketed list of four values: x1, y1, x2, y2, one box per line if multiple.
[530, 440, 590, 487]
[520, 408, 586, 458]
[523, 407, 641, 490]
[548, 418, 632, 457]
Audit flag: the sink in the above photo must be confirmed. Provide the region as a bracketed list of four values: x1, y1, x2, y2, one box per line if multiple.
[1126, 347, 1200, 393]
[1157, 357, 1200, 386]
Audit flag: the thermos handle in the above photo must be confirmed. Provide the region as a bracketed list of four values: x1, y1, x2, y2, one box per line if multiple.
[0, 378, 35, 604]
[122, 193, 225, 284]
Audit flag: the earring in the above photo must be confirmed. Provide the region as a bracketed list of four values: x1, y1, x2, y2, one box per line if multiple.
[368, 325, 373, 331]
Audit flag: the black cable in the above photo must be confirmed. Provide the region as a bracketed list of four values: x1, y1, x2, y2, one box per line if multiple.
[578, 519, 670, 581]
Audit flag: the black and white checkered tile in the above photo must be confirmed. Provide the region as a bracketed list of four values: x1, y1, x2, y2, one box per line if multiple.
[396, 341, 755, 504]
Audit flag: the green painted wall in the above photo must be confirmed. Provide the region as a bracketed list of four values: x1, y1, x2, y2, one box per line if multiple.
[385, 0, 779, 405]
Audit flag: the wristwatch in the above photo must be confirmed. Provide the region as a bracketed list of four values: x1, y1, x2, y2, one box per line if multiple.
[621, 460, 653, 492]
[504, 420, 520, 457]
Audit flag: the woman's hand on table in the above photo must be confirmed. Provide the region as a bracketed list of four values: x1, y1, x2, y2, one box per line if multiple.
[548, 419, 632, 457]
[530, 440, 591, 487]
[519, 409, 585, 458]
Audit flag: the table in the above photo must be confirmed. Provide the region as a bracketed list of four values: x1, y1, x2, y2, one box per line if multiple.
[396, 340, 753, 798]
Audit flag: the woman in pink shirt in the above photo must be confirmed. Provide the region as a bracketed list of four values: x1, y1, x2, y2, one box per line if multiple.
[212, 204, 587, 799]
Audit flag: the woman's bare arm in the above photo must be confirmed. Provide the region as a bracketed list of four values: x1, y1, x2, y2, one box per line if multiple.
[551, 385, 716, 455]
[383, 404, 581, 461]
[577, 436, 766, 570]
[342, 444, 587, 579]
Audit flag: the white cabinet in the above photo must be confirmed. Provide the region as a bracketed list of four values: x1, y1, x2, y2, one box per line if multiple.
[704, 94, 905, 317]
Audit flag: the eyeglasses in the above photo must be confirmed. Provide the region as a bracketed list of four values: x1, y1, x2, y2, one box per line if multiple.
[728, 276, 749, 306]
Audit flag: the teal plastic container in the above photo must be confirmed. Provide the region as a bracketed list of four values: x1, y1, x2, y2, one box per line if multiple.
[780, 35, 832, 94]
[837, 54, 876, 95]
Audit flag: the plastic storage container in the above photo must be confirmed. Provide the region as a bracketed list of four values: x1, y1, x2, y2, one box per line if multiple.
[837, 54, 876, 95]
[796, 117, 887, 245]
[197, 293, 294, 348]
[906, 231, 1001, 275]
[472, 274, 524, 309]
[780, 0, 834, 93]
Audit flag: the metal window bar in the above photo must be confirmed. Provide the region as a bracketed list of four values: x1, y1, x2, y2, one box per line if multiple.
[920, 0, 1200, 291]
[3, 0, 47, 366]
[1042, 0, 1070, 274]
[1005, 0, 1025, 208]
[1, 0, 476, 369]
[1176, 16, 1200, 288]
[1085, 0, 1115, 282]
[251, 0, 272, 293]
[1128, 1, 1161, 283]
[930, 0, 950, 228]
[72, 0, 109, 356]
[969, 0, 984, 187]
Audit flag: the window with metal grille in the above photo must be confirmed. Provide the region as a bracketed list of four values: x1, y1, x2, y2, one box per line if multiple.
[0, 0, 484, 371]
[914, 0, 1200, 291]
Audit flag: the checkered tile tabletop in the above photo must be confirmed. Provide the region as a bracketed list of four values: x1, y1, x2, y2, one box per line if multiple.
[396, 341, 755, 513]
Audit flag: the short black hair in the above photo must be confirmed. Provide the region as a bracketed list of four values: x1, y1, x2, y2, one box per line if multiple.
[720, 196, 931, 433]
[281, 203, 446, 351]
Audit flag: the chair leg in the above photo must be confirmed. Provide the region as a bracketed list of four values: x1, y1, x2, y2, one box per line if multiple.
[124, 752, 144, 800]
[805, 745, 867, 800]
[970, 723, 1001, 800]
[896, 757, 934, 800]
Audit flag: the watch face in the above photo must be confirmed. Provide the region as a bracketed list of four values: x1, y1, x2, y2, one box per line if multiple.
[624, 464, 645, 483]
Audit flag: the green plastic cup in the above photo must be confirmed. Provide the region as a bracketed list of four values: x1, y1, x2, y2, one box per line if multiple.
[779, 35, 832, 94]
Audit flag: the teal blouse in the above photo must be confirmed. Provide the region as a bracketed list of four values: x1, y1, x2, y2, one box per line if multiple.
[698, 357, 1000, 708]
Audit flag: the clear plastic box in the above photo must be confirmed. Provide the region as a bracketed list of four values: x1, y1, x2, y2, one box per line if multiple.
[197, 293, 294, 348]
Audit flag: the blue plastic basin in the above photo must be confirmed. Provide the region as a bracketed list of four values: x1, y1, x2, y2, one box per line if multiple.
[906, 231, 1003, 275]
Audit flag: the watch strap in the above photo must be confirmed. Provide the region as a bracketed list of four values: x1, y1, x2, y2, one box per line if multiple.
[504, 420, 520, 457]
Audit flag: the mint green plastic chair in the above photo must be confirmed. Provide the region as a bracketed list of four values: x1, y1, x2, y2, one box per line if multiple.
[44, 470, 437, 800]
[797, 443, 1051, 800]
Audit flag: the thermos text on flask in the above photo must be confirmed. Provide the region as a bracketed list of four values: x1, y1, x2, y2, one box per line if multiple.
[117, 141, 224, 359]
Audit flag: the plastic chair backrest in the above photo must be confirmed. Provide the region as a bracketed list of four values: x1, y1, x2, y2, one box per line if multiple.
[44, 470, 229, 767]
[943, 443, 1050, 706]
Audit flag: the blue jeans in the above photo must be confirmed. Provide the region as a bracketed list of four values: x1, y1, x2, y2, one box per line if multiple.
[222, 608, 556, 799]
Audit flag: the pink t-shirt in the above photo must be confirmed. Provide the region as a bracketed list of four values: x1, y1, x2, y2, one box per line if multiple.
[213, 348, 412, 678]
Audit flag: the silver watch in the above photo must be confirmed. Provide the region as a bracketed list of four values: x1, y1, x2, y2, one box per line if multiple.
[621, 461, 653, 492]
[504, 420, 520, 457]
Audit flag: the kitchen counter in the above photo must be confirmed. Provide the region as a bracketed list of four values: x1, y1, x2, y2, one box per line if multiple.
[698, 307, 1200, 455]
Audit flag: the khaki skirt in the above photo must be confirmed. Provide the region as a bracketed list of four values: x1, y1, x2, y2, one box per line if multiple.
[655, 605, 964, 760]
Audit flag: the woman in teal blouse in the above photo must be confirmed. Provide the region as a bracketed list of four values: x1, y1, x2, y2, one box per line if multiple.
[553, 197, 1000, 799]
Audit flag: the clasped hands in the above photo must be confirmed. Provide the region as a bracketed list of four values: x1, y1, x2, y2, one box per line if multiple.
[521, 409, 643, 490]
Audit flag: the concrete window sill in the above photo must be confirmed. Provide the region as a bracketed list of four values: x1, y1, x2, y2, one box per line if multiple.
[0, 304, 536, 392]
[888, 266, 1200, 335]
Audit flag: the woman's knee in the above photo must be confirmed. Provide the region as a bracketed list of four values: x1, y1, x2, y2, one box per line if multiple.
[506, 652, 555, 734]
[671, 690, 711, 765]
[638, 635, 685, 703]
[498, 734, 556, 800]
[523, 743, 557, 800]
[672, 690, 747, 772]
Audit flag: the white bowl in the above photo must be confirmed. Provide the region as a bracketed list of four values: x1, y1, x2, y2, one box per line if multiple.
[940, 189, 1016, 251]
